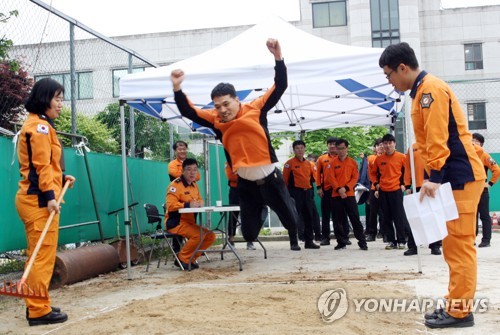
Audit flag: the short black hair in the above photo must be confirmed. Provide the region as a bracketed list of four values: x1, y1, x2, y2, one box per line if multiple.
[382, 133, 396, 143]
[173, 140, 188, 150]
[374, 138, 383, 146]
[182, 158, 198, 169]
[472, 133, 485, 145]
[326, 137, 338, 144]
[335, 138, 349, 147]
[25, 78, 65, 115]
[379, 42, 419, 71]
[292, 140, 306, 148]
[211, 83, 237, 100]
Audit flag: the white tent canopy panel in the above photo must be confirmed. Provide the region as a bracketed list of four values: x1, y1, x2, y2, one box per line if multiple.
[119, 15, 404, 133]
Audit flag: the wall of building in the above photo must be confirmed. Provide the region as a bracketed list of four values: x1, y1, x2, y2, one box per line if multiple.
[7, 0, 500, 155]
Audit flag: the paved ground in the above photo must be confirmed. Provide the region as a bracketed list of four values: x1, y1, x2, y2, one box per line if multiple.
[0, 232, 499, 334]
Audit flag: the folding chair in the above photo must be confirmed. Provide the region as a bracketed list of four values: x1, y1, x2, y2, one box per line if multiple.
[143, 203, 184, 271]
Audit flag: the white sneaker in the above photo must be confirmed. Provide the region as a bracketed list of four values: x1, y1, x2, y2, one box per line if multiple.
[247, 242, 256, 250]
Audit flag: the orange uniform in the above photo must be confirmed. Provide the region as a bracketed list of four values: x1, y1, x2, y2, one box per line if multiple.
[224, 162, 238, 188]
[165, 177, 215, 264]
[168, 157, 200, 181]
[15, 113, 63, 318]
[330, 156, 358, 197]
[316, 153, 336, 191]
[283, 157, 314, 190]
[367, 154, 378, 190]
[410, 71, 486, 318]
[404, 143, 425, 188]
[174, 61, 286, 170]
[370, 151, 406, 192]
[474, 145, 500, 185]
[309, 160, 318, 184]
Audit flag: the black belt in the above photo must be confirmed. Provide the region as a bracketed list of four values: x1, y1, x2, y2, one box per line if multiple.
[254, 169, 278, 186]
[290, 187, 312, 191]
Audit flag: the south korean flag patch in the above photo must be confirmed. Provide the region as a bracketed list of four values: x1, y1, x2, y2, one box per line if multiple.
[420, 93, 434, 108]
[37, 124, 49, 135]
[169, 186, 177, 193]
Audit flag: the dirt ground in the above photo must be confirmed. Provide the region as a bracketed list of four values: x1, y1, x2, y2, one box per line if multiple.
[1, 234, 499, 335]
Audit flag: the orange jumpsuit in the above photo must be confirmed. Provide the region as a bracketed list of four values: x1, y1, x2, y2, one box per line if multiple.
[473, 144, 500, 244]
[283, 157, 314, 190]
[283, 156, 316, 242]
[168, 157, 201, 181]
[164, 176, 215, 264]
[329, 156, 367, 246]
[410, 71, 486, 318]
[15, 113, 64, 318]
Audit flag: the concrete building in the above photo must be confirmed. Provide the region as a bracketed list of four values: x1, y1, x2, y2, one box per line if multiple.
[8, 0, 500, 153]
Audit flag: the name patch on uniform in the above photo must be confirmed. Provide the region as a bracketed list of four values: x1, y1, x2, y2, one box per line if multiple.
[37, 124, 49, 135]
[420, 93, 434, 108]
[169, 186, 176, 193]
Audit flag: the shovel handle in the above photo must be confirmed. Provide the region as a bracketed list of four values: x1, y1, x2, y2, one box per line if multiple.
[19, 180, 71, 287]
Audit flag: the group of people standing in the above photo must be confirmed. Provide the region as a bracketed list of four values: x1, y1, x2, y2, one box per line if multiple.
[14, 37, 494, 330]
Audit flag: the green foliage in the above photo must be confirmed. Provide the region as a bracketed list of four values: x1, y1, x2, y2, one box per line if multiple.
[0, 9, 33, 131]
[259, 228, 272, 236]
[54, 108, 120, 153]
[270, 131, 295, 150]
[0, 259, 24, 274]
[96, 103, 177, 160]
[187, 152, 205, 169]
[304, 126, 388, 158]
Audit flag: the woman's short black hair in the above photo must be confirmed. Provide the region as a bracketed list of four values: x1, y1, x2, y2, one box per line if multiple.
[25, 78, 64, 115]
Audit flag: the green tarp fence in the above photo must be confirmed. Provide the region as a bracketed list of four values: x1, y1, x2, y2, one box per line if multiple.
[2, 136, 499, 253]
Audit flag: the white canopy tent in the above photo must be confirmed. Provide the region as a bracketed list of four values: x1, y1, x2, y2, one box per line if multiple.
[117, 16, 407, 275]
[119, 15, 404, 133]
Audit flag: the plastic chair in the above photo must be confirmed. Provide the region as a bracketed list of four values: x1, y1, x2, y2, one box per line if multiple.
[143, 203, 184, 271]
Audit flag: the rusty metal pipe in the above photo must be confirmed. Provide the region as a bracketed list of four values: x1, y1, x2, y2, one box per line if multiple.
[50, 244, 120, 289]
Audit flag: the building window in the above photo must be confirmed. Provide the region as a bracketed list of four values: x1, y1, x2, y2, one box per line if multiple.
[113, 68, 145, 98]
[467, 102, 486, 130]
[370, 0, 400, 48]
[464, 44, 483, 70]
[35, 72, 93, 100]
[312, 1, 347, 28]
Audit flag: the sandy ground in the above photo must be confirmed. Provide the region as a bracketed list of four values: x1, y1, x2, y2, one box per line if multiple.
[1, 234, 499, 335]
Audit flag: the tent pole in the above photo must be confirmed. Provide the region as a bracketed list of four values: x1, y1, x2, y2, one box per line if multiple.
[215, 140, 222, 203]
[403, 92, 422, 274]
[119, 100, 132, 279]
[204, 138, 211, 227]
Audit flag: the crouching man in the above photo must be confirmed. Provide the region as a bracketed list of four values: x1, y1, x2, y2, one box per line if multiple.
[165, 158, 215, 270]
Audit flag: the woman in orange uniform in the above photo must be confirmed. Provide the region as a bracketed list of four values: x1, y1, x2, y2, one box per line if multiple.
[16, 78, 75, 326]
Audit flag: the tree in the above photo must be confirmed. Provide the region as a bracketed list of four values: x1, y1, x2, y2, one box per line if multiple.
[54, 108, 119, 154]
[0, 9, 33, 131]
[96, 103, 177, 160]
[303, 126, 388, 158]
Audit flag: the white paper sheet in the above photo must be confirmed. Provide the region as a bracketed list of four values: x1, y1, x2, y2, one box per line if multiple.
[403, 182, 458, 245]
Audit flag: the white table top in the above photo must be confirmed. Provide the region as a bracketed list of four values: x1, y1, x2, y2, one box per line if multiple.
[179, 205, 240, 213]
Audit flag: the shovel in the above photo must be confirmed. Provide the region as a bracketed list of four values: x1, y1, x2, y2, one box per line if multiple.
[0, 180, 70, 299]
